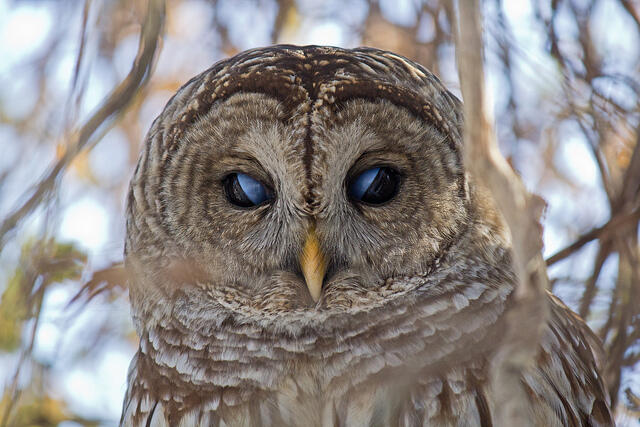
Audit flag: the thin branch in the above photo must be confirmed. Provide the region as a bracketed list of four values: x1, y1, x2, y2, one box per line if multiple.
[0, 0, 165, 247]
[546, 127, 640, 269]
[617, 128, 640, 208]
[70, 0, 91, 102]
[545, 207, 640, 266]
[271, 0, 295, 44]
[62, 0, 92, 129]
[605, 237, 639, 408]
[620, 0, 640, 29]
[578, 240, 612, 318]
[67, 262, 128, 308]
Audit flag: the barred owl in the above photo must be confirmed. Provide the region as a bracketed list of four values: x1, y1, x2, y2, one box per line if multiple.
[121, 45, 613, 426]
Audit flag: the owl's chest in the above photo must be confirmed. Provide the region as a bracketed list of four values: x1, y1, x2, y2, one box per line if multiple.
[127, 338, 490, 427]
[263, 360, 483, 427]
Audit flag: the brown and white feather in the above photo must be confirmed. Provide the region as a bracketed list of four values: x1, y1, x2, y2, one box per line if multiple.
[121, 45, 612, 426]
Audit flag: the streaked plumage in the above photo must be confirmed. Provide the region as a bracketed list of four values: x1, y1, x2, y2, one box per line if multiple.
[121, 45, 612, 426]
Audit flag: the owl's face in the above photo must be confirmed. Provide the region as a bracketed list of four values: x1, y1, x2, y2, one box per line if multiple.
[126, 45, 502, 331]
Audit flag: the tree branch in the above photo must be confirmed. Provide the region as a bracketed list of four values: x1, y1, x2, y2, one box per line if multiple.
[453, 2, 549, 425]
[545, 207, 640, 266]
[0, 0, 165, 247]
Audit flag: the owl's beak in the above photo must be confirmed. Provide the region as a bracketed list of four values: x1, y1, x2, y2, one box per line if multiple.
[300, 225, 327, 302]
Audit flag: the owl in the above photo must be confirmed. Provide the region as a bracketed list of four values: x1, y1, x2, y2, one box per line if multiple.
[120, 45, 613, 426]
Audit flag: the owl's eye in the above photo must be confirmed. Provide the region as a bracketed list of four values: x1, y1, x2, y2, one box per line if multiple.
[223, 173, 274, 208]
[348, 166, 401, 205]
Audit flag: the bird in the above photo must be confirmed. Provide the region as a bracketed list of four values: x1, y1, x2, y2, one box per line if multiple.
[120, 45, 613, 426]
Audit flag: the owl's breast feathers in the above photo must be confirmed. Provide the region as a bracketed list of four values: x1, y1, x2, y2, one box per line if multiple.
[120, 288, 612, 426]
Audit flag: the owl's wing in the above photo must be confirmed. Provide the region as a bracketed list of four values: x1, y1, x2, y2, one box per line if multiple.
[521, 292, 613, 426]
[120, 352, 155, 427]
[396, 292, 614, 427]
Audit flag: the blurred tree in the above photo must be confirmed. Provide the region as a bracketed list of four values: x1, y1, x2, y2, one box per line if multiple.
[0, 0, 638, 425]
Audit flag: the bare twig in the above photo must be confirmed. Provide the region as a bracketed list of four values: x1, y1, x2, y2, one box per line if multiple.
[453, 2, 549, 425]
[271, 0, 295, 43]
[620, 0, 640, 29]
[63, 0, 92, 129]
[545, 207, 640, 266]
[548, 127, 640, 268]
[70, 0, 91, 103]
[604, 237, 639, 408]
[0, 0, 165, 247]
[67, 262, 128, 308]
[617, 130, 640, 208]
[577, 240, 612, 318]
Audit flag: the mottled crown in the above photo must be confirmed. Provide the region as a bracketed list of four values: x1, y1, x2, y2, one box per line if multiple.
[161, 45, 462, 151]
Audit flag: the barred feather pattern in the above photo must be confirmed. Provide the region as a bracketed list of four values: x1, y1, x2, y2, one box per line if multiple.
[121, 45, 612, 426]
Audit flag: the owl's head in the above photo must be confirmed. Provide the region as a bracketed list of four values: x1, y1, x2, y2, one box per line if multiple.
[125, 45, 510, 334]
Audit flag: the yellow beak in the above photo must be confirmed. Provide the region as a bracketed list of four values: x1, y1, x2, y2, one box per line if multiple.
[299, 225, 327, 302]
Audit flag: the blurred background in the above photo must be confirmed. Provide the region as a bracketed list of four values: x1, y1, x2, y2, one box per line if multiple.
[0, 0, 638, 425]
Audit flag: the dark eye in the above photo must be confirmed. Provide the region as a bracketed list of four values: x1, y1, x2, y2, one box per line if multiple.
[348, 166, 401, 205]
[223, 173, 274, 208]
